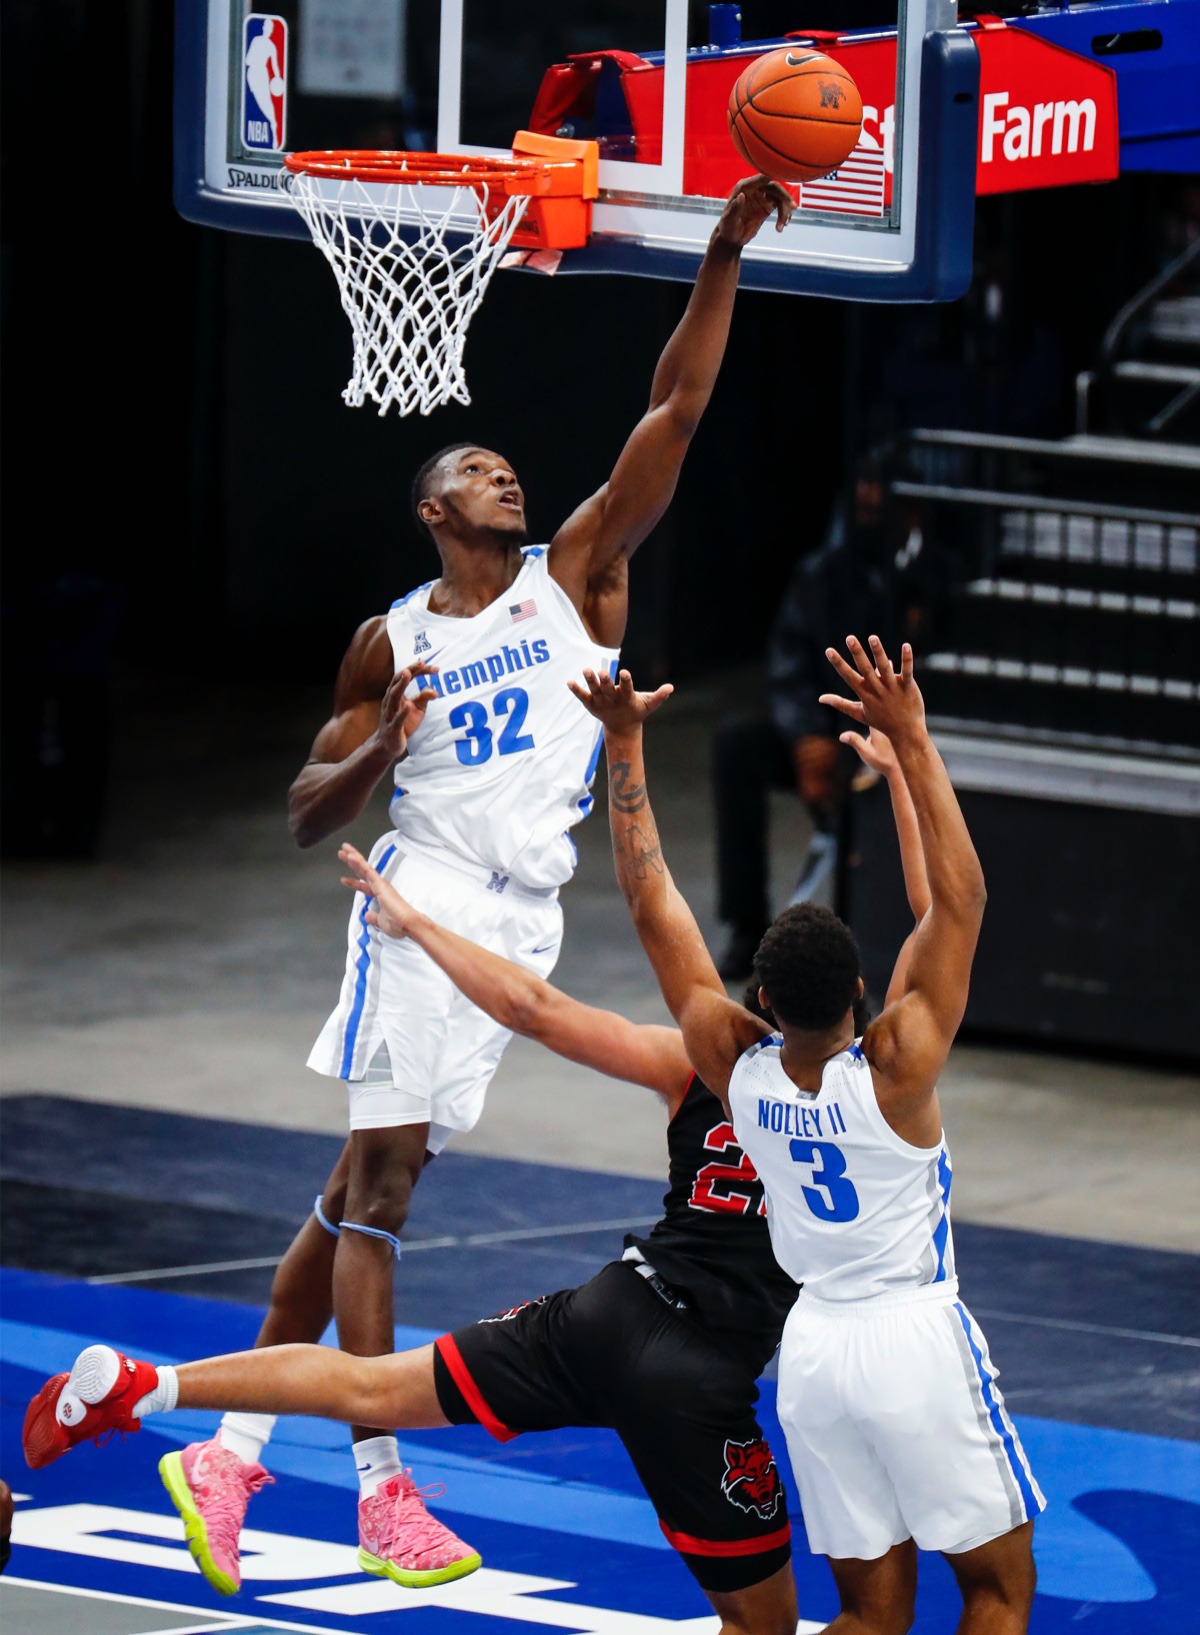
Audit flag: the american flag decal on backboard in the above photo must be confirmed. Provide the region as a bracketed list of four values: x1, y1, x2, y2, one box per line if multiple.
[509, 599, 538, 623]
[798, 144, 886, 217]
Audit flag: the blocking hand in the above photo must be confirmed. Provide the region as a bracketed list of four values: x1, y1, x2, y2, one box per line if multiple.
[567, 668, 674, 733]
[819, 636, 927, 746]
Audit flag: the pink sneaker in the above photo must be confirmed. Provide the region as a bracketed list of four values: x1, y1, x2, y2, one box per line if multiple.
[158, 1439, 273, 1596]
[358, 1471, 482, 1588]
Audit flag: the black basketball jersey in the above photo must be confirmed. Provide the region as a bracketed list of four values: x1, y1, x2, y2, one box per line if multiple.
[625, 1075, 799, 1374]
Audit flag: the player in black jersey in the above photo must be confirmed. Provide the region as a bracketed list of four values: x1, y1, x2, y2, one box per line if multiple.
[26, 722, 925, 1632]
[26, 850, 801, 1632]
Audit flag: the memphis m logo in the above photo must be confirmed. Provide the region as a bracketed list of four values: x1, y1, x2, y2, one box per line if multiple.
[722, 1437, 783, 1520]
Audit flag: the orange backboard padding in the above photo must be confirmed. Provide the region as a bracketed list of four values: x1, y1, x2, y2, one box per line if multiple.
[496, 131, 598, 250]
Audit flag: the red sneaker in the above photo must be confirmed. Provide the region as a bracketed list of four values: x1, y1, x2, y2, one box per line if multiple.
[24, 1346, 160, 1469]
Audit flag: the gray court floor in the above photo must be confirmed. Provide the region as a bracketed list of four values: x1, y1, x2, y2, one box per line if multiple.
[2, 674, 1198, 1252]
[0, 1575, 343, 1635]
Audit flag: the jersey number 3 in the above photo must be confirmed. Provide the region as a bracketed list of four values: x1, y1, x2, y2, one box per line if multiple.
[449, 688, 536, 767]
[788, 1139, 860, 1222]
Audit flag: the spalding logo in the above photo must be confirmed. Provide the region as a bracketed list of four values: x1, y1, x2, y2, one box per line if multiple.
[722, 1436, 782, 1519]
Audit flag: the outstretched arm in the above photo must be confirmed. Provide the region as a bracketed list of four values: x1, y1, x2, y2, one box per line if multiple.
[841, 726, 932, 1005]
[569, 670, 767, 1099]
[549, 177, 793, 648]
[339, 844, 693, 1108]
[822, 638, 985, 1125]
[287, 618, 438, 849]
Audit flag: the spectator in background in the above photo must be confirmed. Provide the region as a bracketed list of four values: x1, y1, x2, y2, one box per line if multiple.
[713, 459, 922, 980]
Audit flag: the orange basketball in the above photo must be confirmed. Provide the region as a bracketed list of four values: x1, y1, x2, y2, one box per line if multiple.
[727, 47, 863, 184]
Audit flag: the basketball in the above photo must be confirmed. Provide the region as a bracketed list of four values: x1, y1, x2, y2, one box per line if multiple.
[727, 48, 863, 184]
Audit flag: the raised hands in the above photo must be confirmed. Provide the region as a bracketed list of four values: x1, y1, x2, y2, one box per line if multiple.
[715, 175, 795, 246]
[820, 636, 927, 747]
[840, 724, 899, 780]
[567, 668, 674, 735]
[339, 842, 415, 939]
[375, 662, 439, 761]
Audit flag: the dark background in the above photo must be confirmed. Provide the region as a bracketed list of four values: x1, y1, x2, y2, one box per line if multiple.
[0, 2, 1193, 828]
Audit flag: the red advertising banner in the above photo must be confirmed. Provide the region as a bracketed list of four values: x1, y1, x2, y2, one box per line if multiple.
[589, 23, 1121, 203]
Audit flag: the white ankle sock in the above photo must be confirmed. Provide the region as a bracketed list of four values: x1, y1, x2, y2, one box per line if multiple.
[217, 1412, 276, 1466]
[133, 1366, 178, 1419]
[353, 1434, 402, 1499]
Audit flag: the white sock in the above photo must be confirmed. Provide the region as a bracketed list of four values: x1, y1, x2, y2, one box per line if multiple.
[133, 1366, 178, 1418]
[57, 1344, 121, 1424]
[217, 1412, 276, 1466]
[353, 1434, 402, 1499]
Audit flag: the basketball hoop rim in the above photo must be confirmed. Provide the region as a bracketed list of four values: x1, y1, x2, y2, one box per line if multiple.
[284, 149, 549, 195]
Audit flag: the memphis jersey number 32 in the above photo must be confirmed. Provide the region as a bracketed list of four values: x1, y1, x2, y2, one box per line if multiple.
[449, 688, 536, 767]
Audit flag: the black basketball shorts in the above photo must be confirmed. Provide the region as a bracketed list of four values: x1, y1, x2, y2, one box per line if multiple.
[431, 1260, 791, 1594]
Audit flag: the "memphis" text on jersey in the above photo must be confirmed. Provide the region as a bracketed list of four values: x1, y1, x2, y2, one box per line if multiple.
[420, 638, 552, 699]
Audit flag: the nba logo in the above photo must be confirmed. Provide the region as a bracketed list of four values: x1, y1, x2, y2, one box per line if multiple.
[242, 14, 287, 153]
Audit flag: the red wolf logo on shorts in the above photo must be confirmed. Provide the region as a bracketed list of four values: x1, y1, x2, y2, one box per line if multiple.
[721, 1437, 782, 1519]
[480, 1295, 547, 1325]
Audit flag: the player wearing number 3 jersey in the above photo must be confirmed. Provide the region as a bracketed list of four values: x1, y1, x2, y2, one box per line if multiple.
[158, 174, 795, 1599]
[574, 650, 1044, 1635]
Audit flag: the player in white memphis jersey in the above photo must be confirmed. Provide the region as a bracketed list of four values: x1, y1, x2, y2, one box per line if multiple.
[162, 176, 793, 1597]
[572, 648, 1044, 1635]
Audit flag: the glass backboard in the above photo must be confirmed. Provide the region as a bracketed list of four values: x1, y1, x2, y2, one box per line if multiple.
[175, 0, 980, 300]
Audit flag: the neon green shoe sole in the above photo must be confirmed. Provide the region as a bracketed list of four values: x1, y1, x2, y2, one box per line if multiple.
[358, 1543, 482, 1589]
[159, 1450, 238, 1597]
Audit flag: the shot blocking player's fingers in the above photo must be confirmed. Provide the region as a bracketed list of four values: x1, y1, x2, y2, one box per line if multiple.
[869, 635, 895, 680]
[846, 636, 879, 682]
[764, 179, 794, 229]
[644, 683, 675, 714]
[819, 692, 866, 722]
[900, 643, 915, 683]
[825, 647, 868, 692]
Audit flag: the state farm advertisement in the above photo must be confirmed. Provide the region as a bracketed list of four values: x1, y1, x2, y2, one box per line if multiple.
[664, 22, 1119, 203]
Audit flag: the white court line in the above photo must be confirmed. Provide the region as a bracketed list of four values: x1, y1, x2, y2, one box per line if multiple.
[0, 1575, 346, 1634]
[86, 1217, 660, 1287]
[135, 1624, 256, 1634]
[973, 1307, 1200, 1349]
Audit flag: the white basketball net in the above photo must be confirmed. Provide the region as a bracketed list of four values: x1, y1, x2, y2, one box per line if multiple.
[288, 171, 531, 417]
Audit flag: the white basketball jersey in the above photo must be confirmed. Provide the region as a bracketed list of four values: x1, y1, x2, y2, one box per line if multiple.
[728, 1035, 956, 1302]
[384, 547, 620, 891]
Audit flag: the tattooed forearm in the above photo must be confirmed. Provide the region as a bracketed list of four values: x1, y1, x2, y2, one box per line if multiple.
[609, 761, 649, 815]
[616, 822, 665, 881]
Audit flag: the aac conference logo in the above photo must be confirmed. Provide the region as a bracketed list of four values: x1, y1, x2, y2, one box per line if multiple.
[243, 13, 288, 153]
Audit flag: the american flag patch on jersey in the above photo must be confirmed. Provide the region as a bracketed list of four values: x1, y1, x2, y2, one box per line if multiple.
[509, 599, 537, 624]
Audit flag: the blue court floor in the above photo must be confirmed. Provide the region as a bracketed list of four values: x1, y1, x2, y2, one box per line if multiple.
[2, 1098, 1199, 1633]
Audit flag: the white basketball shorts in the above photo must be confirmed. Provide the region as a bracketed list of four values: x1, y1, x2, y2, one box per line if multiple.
[307, 836, 563, 1150]
[776, 1284, 1045, 1561]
